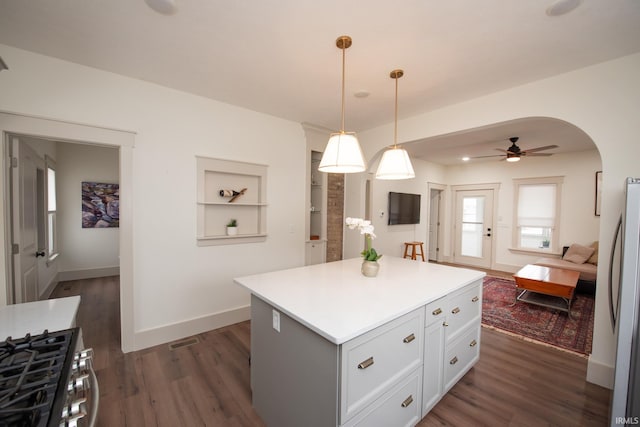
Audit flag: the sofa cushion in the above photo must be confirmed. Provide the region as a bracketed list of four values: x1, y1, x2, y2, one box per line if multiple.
[563, 243, 595, 264]
[587, 241, 599, 265]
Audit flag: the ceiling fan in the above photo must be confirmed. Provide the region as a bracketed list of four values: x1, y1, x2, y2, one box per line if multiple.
[471, 137, 559, 162]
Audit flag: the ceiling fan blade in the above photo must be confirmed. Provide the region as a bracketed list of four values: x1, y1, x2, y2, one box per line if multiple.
[495, 148, 508, 153]
[523, 152, 553, 157]
[470, 154, 505, 159]
[522, 144, 559, 153]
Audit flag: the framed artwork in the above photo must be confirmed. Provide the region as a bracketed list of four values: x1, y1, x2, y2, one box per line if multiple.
[82, 182, 119, 228]
[595, 171, 602, 216]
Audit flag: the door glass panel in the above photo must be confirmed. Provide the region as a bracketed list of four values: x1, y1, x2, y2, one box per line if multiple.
[461, 196, 485, 257]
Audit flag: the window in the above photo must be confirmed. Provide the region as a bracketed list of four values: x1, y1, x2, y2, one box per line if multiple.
[46, 157, 58, 258]
[513, 177, 563, 251]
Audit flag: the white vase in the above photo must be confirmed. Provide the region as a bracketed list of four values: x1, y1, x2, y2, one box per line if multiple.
[226, 226, 238, 236]
[361, 260, 380, 277]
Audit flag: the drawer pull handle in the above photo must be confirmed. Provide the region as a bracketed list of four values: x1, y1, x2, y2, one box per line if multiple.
[403, 333, 416, 344]
[432, 308, 442, 316]
[357, 357, 374, 370]
[451, 307, 460, 314]
[443, 321, 449, 327]
[469, 339, 477, 347]
[472, 296, 479, 302]
[401, 395, 414, 408]
[450, 356, 458, 365]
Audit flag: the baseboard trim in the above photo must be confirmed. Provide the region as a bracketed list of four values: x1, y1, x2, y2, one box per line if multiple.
[130, 305, 251, 352]
[491, 263, 520, 274]
[58, 267, 120, 281]
[587, 356, 614, 389]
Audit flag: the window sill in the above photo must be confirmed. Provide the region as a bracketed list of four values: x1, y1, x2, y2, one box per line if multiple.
[508, 247, 563, 257]
[46, 252, 59, 267]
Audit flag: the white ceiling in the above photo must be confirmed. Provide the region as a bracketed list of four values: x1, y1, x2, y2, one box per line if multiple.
[1, 0, 638, 165]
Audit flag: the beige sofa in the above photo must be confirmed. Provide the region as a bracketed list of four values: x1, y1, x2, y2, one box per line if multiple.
[534, 242, 598, 294]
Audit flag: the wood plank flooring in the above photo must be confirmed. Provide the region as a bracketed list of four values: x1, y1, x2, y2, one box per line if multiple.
[50, 276, 611, 426]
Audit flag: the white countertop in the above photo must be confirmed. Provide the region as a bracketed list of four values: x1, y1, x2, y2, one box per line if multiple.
[0, 296, 81, 339]
[234, 256, 485, 344]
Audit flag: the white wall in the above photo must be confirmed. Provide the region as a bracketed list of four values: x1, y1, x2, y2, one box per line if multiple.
[0, 44, 306, 350]
[57, 142, 120, 276]
[348, 53, 640, 388]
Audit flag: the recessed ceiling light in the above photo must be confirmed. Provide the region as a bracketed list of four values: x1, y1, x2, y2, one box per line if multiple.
[462, 156, 470, 162]
[546, 0, 582, 16]
[354, 91, 370, 98]
[144, 0, 178, 15]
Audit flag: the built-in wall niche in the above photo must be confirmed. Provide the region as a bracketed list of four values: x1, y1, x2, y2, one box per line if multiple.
[196, 156, 267, 246]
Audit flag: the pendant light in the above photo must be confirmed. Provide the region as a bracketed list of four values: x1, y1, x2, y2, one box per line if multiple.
[318, 36, 366, 174]
[376, 69, 415, 180]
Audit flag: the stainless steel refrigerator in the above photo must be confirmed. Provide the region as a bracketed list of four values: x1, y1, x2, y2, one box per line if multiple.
[609, 177, 640, 425]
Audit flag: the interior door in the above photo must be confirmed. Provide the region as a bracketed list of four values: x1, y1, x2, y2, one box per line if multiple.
[428, 189, 441, 261]
[11, 137, 43, 303]
[453, 189, 494, 269]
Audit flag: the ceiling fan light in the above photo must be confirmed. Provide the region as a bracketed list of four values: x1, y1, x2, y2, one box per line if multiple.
[506, 155, 520, 162]
[318, 132, 366, 173]
[376, 147, 415, 180]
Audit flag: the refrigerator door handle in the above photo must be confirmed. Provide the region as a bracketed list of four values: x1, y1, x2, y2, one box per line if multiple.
[609, 215, 623, 330]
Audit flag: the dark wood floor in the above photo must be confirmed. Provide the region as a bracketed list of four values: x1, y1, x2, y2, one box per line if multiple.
[51, 276, 611, 426]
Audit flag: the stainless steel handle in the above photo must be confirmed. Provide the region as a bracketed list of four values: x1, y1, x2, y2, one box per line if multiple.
[358, 357, 374, 369]
[472, 296, 479, 303]
[88, 365, 100, 427]
[451, 307, 460, 314]
[401, 395, 414, 408]
[432, 308, 442, 316]
[443, 321, 449, 327]
[469, 339, 477, 347]
[403, 333, 415, 344]
[609, 215, 623, 330]
[450, 356, 458, 365]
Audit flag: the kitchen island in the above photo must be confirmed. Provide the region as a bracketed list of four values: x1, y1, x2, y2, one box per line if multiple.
[234, 256, 485, 427]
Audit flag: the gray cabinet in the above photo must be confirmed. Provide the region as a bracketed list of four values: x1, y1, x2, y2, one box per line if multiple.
[249, 279, 482, 427]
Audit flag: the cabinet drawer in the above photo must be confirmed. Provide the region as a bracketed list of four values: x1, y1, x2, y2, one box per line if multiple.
[443, 325, 480, 392]
[343, 368, 422, 427]
[424, 297, 446, 326]
[340, 308, 424, 423]
[444, 281, 482, 343]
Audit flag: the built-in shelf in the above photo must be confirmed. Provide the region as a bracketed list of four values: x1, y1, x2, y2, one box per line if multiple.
[196, 156, 268, 246]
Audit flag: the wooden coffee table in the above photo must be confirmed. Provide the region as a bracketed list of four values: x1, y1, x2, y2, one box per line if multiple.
[512, 264, 580, 318]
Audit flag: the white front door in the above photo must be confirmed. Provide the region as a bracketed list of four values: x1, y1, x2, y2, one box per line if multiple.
[11, 137, 43, 303]
[453, 189, 494, 269]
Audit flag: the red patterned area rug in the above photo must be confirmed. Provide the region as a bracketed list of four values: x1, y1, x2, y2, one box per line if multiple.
[481, 276, 595, 356]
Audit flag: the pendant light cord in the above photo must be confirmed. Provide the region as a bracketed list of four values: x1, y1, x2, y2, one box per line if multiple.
[394, 74, 398, 148]
[340, 43, 346, 133]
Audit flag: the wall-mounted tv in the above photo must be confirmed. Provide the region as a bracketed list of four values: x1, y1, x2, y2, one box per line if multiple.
[388, 192, 421, 225]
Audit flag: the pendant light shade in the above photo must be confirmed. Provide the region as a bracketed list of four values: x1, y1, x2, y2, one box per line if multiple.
[376, 146, 415, 179]
[319, 36, 366, 174]
[319, 131, 366, 173]
[376, 69, 415, 180]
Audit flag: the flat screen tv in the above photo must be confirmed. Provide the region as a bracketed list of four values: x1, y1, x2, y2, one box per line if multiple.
[388, 192, 421, 225]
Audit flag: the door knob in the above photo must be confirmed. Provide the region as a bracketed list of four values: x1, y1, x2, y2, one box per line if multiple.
[35, 250, 46, 258]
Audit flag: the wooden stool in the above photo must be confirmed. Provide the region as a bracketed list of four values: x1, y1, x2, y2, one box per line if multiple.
[403, 241, 425, 261]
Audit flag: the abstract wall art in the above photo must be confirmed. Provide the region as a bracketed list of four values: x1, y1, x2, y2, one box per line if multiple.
[82, 181, 119, 228]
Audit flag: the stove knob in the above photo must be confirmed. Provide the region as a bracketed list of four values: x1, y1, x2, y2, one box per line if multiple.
[60, 410, 87, 427]
[72, 356, 93, 373]
[61, 397, 87, 418]
[74, 348, 94, 361]
[67, 373, 90, 393]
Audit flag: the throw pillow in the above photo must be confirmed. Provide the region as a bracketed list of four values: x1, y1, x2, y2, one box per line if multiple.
[563, 243, 596, 264]
[587, 241, 599, 265]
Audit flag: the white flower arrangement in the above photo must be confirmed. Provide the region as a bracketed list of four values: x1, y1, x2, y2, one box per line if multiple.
[346, 217, 382, 262]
